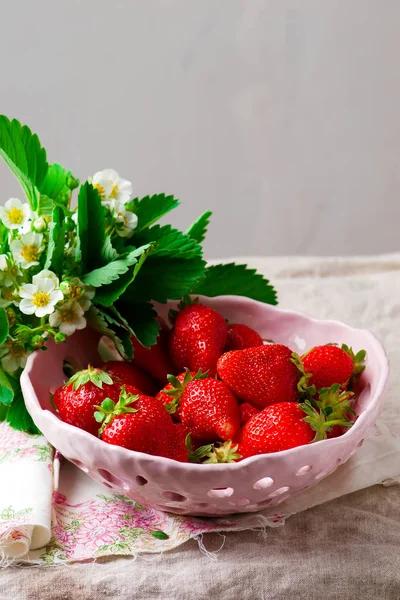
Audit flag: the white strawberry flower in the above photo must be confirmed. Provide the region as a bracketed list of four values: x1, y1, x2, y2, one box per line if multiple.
[60, 278, 95, 311]
[0, 340, 28, 372]
[19, 275, 63, 318]
[49, 300, 87, 336]
[10, 232, 44, 269]
[0, 198, 32, 230]
[109, 199, 138, 238]
[90, 169, 132, 204]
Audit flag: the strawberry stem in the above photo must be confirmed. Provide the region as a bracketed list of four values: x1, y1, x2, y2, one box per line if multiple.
[68, 365, 114, 391]
[290, 352, 316, 399]
[95, 385, 139, 436]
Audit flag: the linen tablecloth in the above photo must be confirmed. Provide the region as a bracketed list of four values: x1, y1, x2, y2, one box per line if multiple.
[1, 253, 400, 599]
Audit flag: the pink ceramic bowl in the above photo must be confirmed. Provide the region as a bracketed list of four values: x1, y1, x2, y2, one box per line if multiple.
[21, 296, 389, 517]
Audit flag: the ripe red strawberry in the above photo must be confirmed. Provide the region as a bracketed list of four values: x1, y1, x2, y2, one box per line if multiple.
[239, 402, 259, 425]
[101, 360, 158, 396]
[180, 378, 240, 442]
[238, 402, 317, 457]
[217, 344, 301, 410]
[169, 299, 228, 377]
[131, 318, 176, 384]
[225, 323, 263, 351]
[169, 423, 189, 462]
[302, 344, 366, 390]
[97, 385, 175, 457]
[53, 366, 123, 436]
[156, 369, 208, 421]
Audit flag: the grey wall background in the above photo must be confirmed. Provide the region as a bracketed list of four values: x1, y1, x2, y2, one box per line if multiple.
[0, 0, 399, 259]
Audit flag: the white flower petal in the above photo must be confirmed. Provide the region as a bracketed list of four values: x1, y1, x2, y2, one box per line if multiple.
[50, 290, 64, 304]
[49, 311, 62, 328]
[33, 270, 59, 288]
[36, 304, 55, 318]
[20, 298, 36, 315]
[19, 284, 37, 299]
[1, 354, 19, 372]
[36, 278, 56, 294]
[59, 321, 78, 336]
[0, 255, 8, 271]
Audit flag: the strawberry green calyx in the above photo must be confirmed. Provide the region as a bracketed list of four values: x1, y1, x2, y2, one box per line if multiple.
[185, 435, 242, 464]
[164, 368, 208, 414]
[291, 353, 316, 398]
[94, 386, 139, 435]
[203, 440, 242, 464]
[341, 344, 366, 378]
[68, 365, 114, 391]
[185, 434, 213, 463]
[168, 295, 199, 325]
[301, 394, 354, 442]
[318, 383, 355, 422]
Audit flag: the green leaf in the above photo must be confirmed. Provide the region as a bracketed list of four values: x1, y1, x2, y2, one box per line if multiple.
[124, 257, 206, 304]
[0, 404, 7, 421]
[185, 211, 212, 244]
[127, 194, 179, 233]
[94, 244, 153, 306]
[76, 182, 106, 270]
[134, 224, 202, 260]
[116, 301, 160, 348]
[101, 236, 118, 264]
[37, 195, 54, 217]
[0, 307, 9, 345]
[98, 307, 134, 359]
[82, 245, 150, 288]
[0, 365, 14, 406]
[0, 222, 8, 253]
[6, 389, 40, 434]
[0, 116, 48, 209]
[44, 206, 65, 276]
[150, 530, 169, 540]
[192, 263, 278, 305]
[87, 306, 132, 360]
[39, 163, 75, 206]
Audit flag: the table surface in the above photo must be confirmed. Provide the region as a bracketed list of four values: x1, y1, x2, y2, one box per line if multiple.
[2, 254, 400, 599]
[1, 485, 399, 600]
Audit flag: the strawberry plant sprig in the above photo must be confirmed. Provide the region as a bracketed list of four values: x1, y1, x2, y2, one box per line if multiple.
[0, 115, 277, 433]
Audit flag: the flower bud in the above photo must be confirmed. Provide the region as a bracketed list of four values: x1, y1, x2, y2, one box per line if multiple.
[54, 332, 67, 344]
[67, 174, 80, 190]
[33, 216, 47, 233]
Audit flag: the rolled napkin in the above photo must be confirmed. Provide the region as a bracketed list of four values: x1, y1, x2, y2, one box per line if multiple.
[0, 422, 53, 563]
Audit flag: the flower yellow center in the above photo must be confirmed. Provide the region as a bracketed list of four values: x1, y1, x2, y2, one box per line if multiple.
[109, 184, 119, 198]
[6, 207, 24, 224]
[68, 285, 82, 300]
[20, 244, 39, 263]
[61, 307, 75, 322]
[93, 183, 106, 198]
[32, 291, 50, 307]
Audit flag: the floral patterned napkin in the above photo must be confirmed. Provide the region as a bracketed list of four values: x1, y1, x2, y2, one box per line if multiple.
[1, 409, 399, 566]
